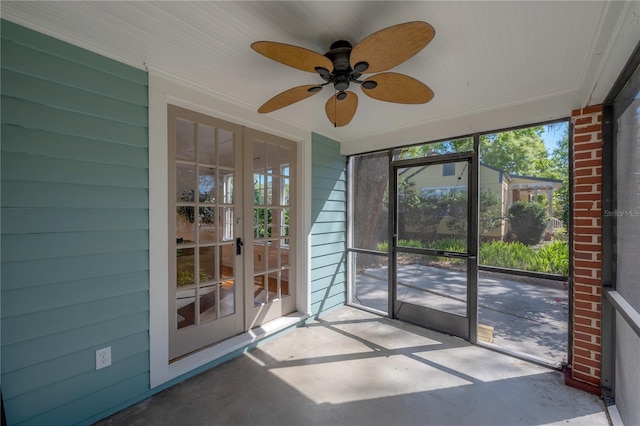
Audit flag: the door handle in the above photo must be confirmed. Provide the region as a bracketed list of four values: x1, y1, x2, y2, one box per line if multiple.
[236, 237, 244, 255]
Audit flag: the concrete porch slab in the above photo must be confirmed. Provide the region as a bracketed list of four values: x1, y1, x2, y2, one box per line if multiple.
[97, 306, 608, 426]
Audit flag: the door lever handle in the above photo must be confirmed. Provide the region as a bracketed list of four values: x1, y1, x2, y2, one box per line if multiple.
[236, 237, 244, 255]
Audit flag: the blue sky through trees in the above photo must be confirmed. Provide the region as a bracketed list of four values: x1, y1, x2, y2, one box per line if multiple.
[542, 122, 569, 155]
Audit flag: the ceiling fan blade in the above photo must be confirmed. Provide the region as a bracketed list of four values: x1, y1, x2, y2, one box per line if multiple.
[350, 21, 435, 74]
[251, 41, 333, 73]
[361, 72, 434, 104]
[258, 85, 323, 113]
[325, 91, 358, 127]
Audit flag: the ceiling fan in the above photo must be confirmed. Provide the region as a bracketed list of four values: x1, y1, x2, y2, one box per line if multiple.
[251, 21, 435, 127]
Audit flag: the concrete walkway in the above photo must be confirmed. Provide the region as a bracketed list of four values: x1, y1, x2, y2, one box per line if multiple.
[97, 307, 607, 426]
[353, 264, 568, 365]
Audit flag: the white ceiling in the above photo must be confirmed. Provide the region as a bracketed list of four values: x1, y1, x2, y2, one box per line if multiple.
[2, 1, 639, 154]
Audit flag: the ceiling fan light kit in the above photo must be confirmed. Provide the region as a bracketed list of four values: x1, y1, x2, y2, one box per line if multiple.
[251, 21, 435, 127]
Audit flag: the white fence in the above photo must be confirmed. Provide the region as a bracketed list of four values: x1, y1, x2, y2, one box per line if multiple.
[548, 217, 564, 229]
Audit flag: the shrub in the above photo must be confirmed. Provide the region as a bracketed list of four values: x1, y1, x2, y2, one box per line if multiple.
[376, 238, 568, 275]
[480, 241, 533, 270]
[530, 240, 568, 275]
[376, 239, 423, 252]
[553, 227, 569, 242]
[431, 237, 466, 253]
[507, 201, 547, 245]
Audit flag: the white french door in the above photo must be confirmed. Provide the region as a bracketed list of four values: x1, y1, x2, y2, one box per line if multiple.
[168, 105, 296, 360]
[244, 128, 297, 329]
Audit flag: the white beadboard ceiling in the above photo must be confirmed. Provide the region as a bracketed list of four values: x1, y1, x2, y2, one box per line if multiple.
[2, 1, 639, 153]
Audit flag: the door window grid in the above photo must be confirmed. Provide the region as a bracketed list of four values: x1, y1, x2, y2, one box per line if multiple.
[169, 105, 297, 361]
[175, 119, 236, 330]
[252, 140, 292, 305]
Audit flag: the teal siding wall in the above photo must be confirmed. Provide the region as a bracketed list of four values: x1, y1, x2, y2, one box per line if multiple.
[310, 133, 347, 316]
[1, 20, 149, 426]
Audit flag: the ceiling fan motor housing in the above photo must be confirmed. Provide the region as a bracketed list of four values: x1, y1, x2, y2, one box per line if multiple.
[326, 40, 352, 71]
[323, 40, 366, 92]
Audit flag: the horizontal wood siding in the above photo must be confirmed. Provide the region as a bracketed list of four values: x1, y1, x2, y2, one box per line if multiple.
[1, 20, 149, 426]
[310, 133, 346, 317]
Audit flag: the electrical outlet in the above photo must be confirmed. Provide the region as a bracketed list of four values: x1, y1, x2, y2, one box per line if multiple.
[96, 347, 111, 370]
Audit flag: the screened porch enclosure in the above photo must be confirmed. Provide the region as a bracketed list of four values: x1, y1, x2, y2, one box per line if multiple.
[348, 125, 570, 367]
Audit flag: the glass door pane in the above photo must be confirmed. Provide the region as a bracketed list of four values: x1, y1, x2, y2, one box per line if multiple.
[169, 105, 244, 360]
[244, 129, 296, 329]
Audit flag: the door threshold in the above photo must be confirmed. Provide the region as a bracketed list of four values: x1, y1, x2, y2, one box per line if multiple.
[153, 312, 308, 388]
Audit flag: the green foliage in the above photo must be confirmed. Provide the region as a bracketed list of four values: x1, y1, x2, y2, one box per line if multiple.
[253, 208, 271, 238]
[536, 194, 549, 211]
[177, 189, 215, 224]
[546, 130, 569, 180]
[547, 131, 569, 224]
[480, 127, 550, 176]
[432, 237, 467, 253]
[377, 238, 568, 275]
[480, 241, 533, 270]
[176, 248, 214, 287]
[397, 179, 454, 241]
[395, 179, 504, 244]
[446, 187, 504, 236]
[553, 184, 569, 227]
[508, 201, 547, 245]
[253, 208, 290, 239]
[177, 270, 194, 287]
[396, 126, 568, 181]
[529, 241, 569, 274]
[480, 240, 568, 274]
[395, 138, 473, 159]
[177, 268, 213, 287]
[553, 227, 568, 242]
[378, 238, 466, 253]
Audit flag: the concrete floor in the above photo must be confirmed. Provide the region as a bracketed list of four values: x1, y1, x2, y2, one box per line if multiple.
[97, 306, 608, 426]
[354, 265, 568, 365]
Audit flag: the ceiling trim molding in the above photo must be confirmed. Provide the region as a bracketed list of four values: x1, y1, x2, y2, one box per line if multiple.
[148, 68, 311, 145]
[341, 88, 578, 155]
[579, 0, 636, 106]
[1, 14, 146, 72]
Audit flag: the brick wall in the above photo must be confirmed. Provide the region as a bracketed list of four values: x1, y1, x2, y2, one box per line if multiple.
[569, 105, 603, 390]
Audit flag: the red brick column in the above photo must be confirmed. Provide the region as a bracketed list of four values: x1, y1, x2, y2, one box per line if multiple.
[568, 105, 603, 393]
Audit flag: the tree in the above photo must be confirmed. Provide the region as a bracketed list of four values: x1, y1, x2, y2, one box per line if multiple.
[177, 189, 215, 224]
[546, 131, 569, 225]
[352, 153, 389, 251]
[351, 124, 568, 252]
[397, 138, 474, 157]
[398, 182, 451, 242]
[480, 127, 550, 176]
[445, 188, 504, 236]
[508, 201, 547, 245]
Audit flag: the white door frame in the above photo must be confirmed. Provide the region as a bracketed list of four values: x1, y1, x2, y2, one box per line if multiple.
[148, 71, 312, 387]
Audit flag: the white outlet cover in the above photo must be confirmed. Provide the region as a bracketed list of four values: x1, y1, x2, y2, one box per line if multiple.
[96, 347, 112, 370]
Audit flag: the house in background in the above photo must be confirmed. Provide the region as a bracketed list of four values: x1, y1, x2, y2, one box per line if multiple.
[1, 2, 638, 426]
[503, 173, 564, 233]
[399, 162, 563, 241]
[509, 175, 563, 219]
